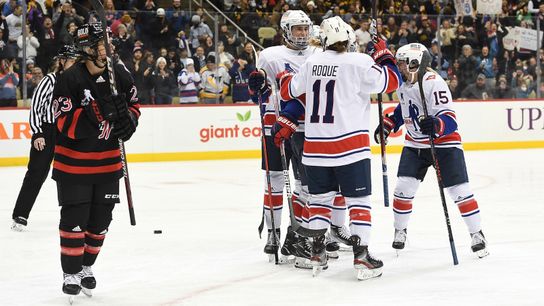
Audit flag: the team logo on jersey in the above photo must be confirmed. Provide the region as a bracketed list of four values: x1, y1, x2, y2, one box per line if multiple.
[408, 101, 420, 131]
[81, 89, 94, 106]
[98, 121, 113, 140]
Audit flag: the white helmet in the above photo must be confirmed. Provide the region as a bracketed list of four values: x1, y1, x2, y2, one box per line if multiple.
[280, 10, 312, 50]
[395, 43, 431, 82]
[321, 16, 350, 47]
[345, 22, 358, 52]
[310, 25, 322, 39]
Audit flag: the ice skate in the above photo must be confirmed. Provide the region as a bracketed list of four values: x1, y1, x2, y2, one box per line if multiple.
[470, 230, 489, 258]
[264, 229, 280, 262]
[392, 228, 407, 255]
[11, 217, 27, 232]
[63, 273, 81, 304]
[311, 235, 328, 277]
[294, 236, 313, 269]
[280, 226, 297, 264]
[79, 265, 96, 297]
[325, 232, 339, 259]
[350, 235, 383, 281]
[330, 225, 352, 251]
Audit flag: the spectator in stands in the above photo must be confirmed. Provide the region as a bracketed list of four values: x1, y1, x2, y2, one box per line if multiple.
[218, 24, 240, 58]
[0, 27, 10, 60]
[493, 75, 514, 99]
[355, 18, 372, 50]
[458, 44, 479, 91]
[152, 56, 177, 105]
[239, 42, 255, 66]
[5, 4, 23, 59]
[104, 0, 120, 26]
[514, 78, 533, 99]
[430, 40, 449, 79]
[461, 73, 493, 100]
[177, 58, 201, 104]
[389, 20, 416, 49]
[150, 8, 173, 53]
[17, 25, 40, 62]
[228, 58, 253, 103]
[116, 24, 135, 64]
[176, 30, 191, 57]
[52, 2, 83, 48]
[27, 65, 43, 98]
[62, 21, 78, 45]
[478, 46, 497, 88]
[189, 15, 213, 52]
[448, 76, 461, 100]
[199, 54, 230, 104]
[454, 24, 477, 57]
[240, 9, 268, 41]
[209, 41, 235, 69]
[439, 18, 456, 61]
[192, 46, 206, 72]
[137, 0, 158, 49]
[166, 0, 188, 35]
[179, 46, 190, 69]
[0, 58, 19, 107]
[137, 49, 156, 104]
[167, 47, 182, 76]
[416, 15, 435, 48]
[35, 16, 61, 73]
[204, 35, 214, 55]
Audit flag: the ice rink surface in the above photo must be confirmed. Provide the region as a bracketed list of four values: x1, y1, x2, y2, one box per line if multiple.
[1, 149, 543, 306]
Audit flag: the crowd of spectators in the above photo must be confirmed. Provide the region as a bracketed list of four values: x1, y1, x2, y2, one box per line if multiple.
[2, 0, 544, 107]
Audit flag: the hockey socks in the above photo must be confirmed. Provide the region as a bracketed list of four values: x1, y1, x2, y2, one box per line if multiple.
[263, 171, 283, 229]
[446, 183, 482, 234]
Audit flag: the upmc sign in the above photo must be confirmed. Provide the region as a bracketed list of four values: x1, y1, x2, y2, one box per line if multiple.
[1, 101, 543, 165]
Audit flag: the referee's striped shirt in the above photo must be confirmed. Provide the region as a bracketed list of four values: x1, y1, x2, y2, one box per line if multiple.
[29, 73, 57, 134]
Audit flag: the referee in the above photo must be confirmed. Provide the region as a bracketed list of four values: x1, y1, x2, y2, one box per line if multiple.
[11, 45, 80, 231]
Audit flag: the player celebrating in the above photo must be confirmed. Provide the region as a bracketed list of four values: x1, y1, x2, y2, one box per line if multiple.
[374, 43, 488, 258]
[52, 23, 140, 299]
[249, 10, 319, 267]
[11, 45, 79, 231]
[274, 16, 401, 279]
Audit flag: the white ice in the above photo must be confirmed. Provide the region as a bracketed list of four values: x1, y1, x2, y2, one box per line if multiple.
[1, 149, 543, 306]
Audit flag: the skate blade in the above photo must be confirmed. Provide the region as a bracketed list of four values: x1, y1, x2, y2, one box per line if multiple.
[294, 257, 313, 269]
[267, 254, 275, 263]
[68, 295, 75, 305]
[326, 251, 339, 259]
[476, 248, 489, 258]
[356, 267, 383, 281]
[11, 224, 25, 232]
[279, 255, 295, 264]
[338, 245, 352, 252]
[312, 265, 323, 277]
[82, 288, 92, 297]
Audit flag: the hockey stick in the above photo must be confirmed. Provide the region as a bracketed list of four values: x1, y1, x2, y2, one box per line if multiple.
[417, 53, 458, 266]
[371, 0, 390, 207]
[90, 0, 136, 226]
[252, 46, 326, 238]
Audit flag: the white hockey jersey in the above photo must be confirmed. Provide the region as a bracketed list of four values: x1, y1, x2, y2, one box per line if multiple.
[257, 45, 320, 135]
[281, 50, 400, 167]
[397, 70, 462, 149]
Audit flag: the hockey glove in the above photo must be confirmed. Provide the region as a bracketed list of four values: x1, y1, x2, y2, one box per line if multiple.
[112, 110, 138, 142]
[366, 38, 395, 66]
[419, 115, 444, 138]
[248, 69, 268, 95]
[271, 114, 298, 147]
[374, 115, 395, 144]
[101, 93, 128, 122]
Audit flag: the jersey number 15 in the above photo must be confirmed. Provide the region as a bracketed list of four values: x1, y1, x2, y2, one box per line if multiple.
[310, 80, 336, 124]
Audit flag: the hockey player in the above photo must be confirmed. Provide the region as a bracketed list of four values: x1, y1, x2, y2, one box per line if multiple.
[11, 45, 80, 231]
[52, 23, 140, 299]
[248, 10, 316, 267]
[373, 43, 489, 258]
[274, 16, 401, 279]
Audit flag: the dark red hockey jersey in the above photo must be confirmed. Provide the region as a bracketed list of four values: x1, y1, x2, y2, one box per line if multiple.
[52, 62, 141, 184]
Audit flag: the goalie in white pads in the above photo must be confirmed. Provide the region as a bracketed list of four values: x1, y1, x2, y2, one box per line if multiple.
[274, 16, 402, 280]
[374, 43, 489, 258]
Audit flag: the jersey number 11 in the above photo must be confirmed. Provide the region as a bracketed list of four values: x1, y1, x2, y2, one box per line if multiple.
[310, 80, 336, 124]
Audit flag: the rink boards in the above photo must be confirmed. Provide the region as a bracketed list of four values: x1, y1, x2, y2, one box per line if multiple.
[0, 100, 543, 166]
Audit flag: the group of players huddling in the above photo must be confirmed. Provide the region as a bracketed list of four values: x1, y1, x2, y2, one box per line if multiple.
[250, 10, 489, 280]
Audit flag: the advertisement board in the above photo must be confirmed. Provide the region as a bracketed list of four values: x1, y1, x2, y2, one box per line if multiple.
[1, 100, 543, 166]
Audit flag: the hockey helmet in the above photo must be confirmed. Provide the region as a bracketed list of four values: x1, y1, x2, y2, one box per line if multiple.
[280, 10, 312, 50]
[395, 43, 431, 83]
[74, 23, 104, 50]
[345, 22, 358, 52]
[321, 16, 350, 48]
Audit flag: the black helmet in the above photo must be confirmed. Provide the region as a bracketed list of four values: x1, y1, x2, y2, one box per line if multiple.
[74, 23, 103, 50]
[56, 44, 80, 59]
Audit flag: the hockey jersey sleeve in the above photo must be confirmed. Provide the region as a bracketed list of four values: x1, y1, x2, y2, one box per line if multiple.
[360, 59, 402, 94]
[53, 72, 101, 140]
[425, 73, 457, 136]
[116, 62, 141, 122]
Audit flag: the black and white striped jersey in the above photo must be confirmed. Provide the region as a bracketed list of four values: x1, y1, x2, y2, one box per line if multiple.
[29, 73, 57, 135]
